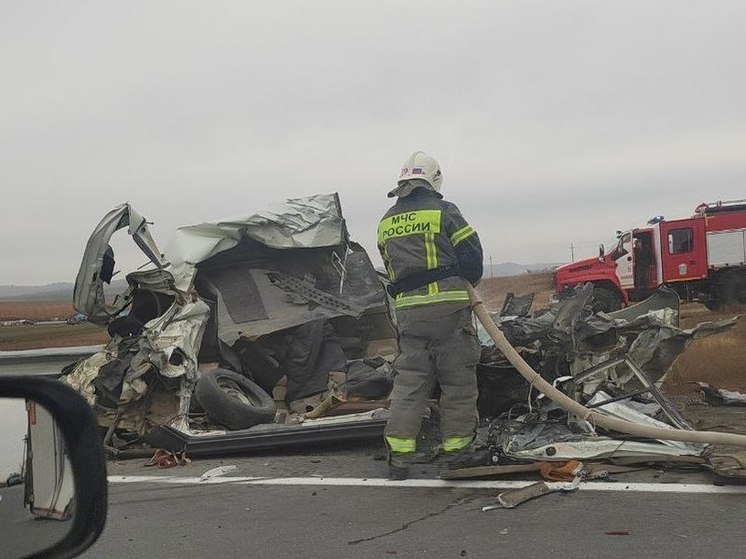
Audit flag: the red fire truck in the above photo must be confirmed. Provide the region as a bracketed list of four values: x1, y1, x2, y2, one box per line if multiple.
[553, 200, 746, 312]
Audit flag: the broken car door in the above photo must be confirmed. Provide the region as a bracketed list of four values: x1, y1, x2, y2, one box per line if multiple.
[73, 203, 168, 324]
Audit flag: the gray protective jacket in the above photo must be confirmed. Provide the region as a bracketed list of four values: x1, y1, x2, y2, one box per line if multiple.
[377, 185, 483, 310]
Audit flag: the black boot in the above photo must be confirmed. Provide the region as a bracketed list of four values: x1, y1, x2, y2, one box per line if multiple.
[388, 452, 414, 480]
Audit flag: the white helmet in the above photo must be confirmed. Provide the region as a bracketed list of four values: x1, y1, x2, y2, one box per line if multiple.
[388, 151, 443, 197]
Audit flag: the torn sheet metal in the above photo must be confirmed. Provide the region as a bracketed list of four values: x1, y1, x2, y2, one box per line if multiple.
[164, 194, 347, 290]
[605, 287, 681, 325]
[498, 292, 535, 319]
[64, 296, 210, 415]
[572, 355, 693, 430]
[505, 438, 702, 462]
[64, 346, 116, 405]
[136, 297, 210, 380]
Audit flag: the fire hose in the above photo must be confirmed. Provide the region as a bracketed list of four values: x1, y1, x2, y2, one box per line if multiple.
[467, 285, 746, 448]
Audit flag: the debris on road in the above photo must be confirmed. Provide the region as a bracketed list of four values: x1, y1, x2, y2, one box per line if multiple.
[200, 465, 238, 481]
[493, 476, 581, 510]
[698, 383, 746, 406]
[145, 449, 190, 469]
[464, 282, 746, 485]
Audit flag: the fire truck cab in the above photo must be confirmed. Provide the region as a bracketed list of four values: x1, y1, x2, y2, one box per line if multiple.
[554, 200, 746, 312]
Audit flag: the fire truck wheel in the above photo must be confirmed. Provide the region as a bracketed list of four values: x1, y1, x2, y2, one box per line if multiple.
[591, 286, 623, 313]
[722, 272, 746, 308]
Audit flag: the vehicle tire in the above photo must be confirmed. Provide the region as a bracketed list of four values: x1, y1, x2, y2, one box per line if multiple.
[195, 368, 276, 430]
[591, 286, 623, 313]
[721, 271, 746, 309]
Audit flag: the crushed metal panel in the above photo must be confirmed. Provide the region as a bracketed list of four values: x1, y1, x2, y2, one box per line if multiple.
[164, 194, 347, 290]
[587, 391, 704, 453]
[199, 244, 388, 344]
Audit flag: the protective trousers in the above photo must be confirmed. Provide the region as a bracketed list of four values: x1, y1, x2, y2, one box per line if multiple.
[384, 305, 480, 454]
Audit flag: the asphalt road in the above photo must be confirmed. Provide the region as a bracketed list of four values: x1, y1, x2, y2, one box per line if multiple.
[0, 484, 72, 557]
[77, 442, 746, 559]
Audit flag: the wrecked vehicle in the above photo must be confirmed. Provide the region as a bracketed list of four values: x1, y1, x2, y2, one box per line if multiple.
[64, 195, 398, 455]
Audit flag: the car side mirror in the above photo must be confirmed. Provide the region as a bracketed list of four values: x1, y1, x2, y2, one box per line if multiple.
[0, 377, 107, 559]
[598, 244, 605, 262]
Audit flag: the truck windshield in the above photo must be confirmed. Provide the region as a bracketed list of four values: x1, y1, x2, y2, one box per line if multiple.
[608, 235, 630, 260]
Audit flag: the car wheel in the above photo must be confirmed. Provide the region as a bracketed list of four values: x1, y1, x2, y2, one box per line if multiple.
[195, 368, 276, 430]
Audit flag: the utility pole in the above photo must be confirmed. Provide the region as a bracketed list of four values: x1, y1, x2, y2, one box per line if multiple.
[570, 243, 575, 262]
[489, 255, 494, 278]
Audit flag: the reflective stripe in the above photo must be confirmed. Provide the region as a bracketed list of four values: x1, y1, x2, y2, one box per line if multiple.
[395, 289, 470, 309]
[442, 435, 474, 453]
[383, 242, 396, 281]
[424, 232, 438, 270]
[424, 232, 439, 296]
[450, 225, 475, 246]
[385, 436, 416, 453]
[377, 210, 442, 244]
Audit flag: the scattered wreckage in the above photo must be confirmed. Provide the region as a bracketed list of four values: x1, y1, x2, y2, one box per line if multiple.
[452, 282, 746, 501]
[60, 195, 746, 488]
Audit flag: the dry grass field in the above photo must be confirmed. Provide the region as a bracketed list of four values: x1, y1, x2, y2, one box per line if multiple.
[0, 322, 109, 351]
[2, 273, 744, 393]
[0, 301, 74, 321]
[664, 306, 746, 394]
[0, 300, 109, 350]
[476, 272, 555, 313]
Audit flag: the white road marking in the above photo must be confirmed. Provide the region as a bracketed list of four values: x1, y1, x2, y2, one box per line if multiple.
[108, 475, 746, 495]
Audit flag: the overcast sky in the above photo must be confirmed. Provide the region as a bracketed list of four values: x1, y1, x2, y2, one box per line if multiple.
[2, 1, 745, 285]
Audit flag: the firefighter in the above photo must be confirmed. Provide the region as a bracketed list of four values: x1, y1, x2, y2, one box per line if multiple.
[377, 151, 483, 479]
[634, 238, 652, 288]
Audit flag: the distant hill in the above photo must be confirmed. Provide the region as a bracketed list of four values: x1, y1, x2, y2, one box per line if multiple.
[0, 279, 128, 302]
[486, 261, 564, 277]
